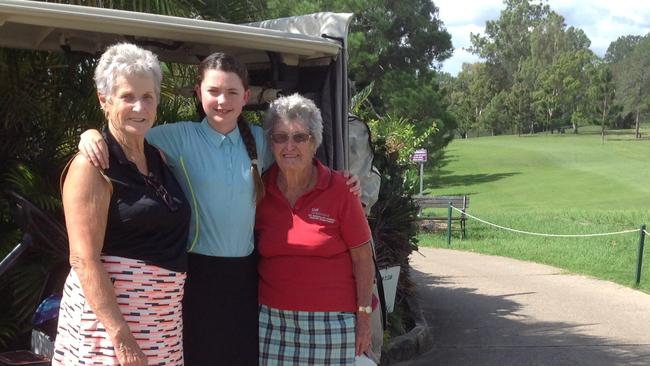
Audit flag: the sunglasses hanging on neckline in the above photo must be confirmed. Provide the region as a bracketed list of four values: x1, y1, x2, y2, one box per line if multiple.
[143, 174, 179, 212]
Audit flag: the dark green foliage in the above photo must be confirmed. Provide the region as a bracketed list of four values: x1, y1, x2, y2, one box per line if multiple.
[265, 0, 456, 164]
[158, 63, 200, 124]
[469, 0, 552, 86]
[604, 35, 642, 64]
[0, 48, 98, 257]
[195, 0, 269, 22]
[612, 35, 650, 137]
[45, 0, 202, 18]
[454, 0, 633, 136]
[380, 69, 457, 141]
[368, 139, 419, 328]
[0, 51, 97, 347]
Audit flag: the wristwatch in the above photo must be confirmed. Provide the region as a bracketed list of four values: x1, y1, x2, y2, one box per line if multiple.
[357, 305, 372, 314]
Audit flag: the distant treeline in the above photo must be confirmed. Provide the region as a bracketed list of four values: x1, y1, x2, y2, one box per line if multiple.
[440, 0, 650, 138]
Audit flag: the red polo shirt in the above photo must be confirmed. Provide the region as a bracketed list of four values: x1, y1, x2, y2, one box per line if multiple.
[255, 160, 372, 312]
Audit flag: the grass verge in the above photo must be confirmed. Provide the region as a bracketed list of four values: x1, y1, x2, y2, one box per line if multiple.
[418, 130, 650, 293]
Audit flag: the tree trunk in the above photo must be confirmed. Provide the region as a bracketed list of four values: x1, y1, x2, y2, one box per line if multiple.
[601, 97, 607, 144]
[635, 110, 641, 139]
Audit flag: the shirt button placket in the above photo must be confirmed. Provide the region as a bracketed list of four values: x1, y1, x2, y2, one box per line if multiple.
[226, 142, 233, 186]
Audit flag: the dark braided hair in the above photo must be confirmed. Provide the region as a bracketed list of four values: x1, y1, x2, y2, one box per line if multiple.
[196, 52, 264, 203]
[237, 116, 265, 203]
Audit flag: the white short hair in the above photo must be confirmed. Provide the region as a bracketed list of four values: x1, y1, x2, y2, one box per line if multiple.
[263, 93, 323, 148]
[94, 43, 162, 100]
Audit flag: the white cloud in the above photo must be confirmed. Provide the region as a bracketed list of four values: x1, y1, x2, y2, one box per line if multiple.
[547, 0, 650, 55]
[440, 48, 480, 75]
[447, 24, 484, 49]
[434, 0, 502, 26]
[436, 0, 650, 75]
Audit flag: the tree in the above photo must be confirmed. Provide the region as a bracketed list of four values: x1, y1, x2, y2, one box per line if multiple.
[604, 35, 642, 64]
[469, 0, 552, 87]
[445, 61, 509, 137]
[464, 63, 500, 134]
[482, 91, 509, 136]
[585, 62, 615, 142]
[266, 0, 452, 81]
[533, 61, 562, 131]
[615, 35, 650, 138]
[529, 12, 570, 67]
[508, 59, 537, 134]
[532, 49, 596, 133]
[380, 69, 456, 152]
[466, 0, 597, 136]
[561, 50, 597, 133]
[443, 71, 475, 138]
[266, 0, 455, 158]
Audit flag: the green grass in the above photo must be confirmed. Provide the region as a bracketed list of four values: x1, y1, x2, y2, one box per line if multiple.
[418, 128, 650, 293]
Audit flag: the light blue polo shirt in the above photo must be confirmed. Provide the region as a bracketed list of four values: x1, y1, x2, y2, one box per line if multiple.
[146, 118, 272, 257]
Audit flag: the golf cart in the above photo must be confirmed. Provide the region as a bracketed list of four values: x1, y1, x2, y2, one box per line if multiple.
[0, 0, 353, 168]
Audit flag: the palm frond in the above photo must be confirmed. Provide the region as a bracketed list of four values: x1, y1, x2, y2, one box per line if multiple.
[5, 165, 61, 213]
[198, 0, 269, 22]
[159, 62, 198, 123]
[351, 81, 374, 115]
[368, 139, 419, 322]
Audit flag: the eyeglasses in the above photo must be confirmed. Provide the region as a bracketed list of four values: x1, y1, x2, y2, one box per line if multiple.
[144, 174, 179, 212]
[270, 132, 312, 144]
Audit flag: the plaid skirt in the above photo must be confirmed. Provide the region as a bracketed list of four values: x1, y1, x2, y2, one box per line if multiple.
[259, 304, 356, 366]
[52, 256, 185, 366]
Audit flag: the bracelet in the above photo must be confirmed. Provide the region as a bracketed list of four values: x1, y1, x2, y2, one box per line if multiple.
[357, 305, 372, 314]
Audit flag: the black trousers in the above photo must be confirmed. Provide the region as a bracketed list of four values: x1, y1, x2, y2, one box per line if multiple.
[183, 252, 259, 366]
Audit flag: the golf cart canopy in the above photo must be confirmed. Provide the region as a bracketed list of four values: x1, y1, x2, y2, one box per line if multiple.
[0, 0, 352, 169]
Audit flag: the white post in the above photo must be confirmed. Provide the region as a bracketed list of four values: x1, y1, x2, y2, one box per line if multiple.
[419, 162, 424, 195]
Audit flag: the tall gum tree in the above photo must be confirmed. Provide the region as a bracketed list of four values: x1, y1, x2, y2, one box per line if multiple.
[615, 35, 650, 138]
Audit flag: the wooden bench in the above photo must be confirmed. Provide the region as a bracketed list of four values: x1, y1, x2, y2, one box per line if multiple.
[413, 195, 470, 239]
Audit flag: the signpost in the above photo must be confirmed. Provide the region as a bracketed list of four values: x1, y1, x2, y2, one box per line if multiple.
[411, 148, 427, 195]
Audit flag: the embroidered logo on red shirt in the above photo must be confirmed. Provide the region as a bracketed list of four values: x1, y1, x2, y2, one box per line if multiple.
[308, 208, 335, 224]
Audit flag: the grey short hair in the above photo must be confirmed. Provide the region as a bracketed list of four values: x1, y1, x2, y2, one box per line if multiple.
[94, 43, 162, 101]
[263, 93, 323, 148]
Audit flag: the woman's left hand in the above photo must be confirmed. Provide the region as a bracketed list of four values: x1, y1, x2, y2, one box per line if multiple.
[355, 313, 372, 356]
[342, 171, 361, 197]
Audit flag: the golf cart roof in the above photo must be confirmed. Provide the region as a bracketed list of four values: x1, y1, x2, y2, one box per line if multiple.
[0, 0, 353, 170]
[0, 0, 352, 64]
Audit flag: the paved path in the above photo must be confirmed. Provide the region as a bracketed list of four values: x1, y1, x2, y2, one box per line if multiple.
[397, 248, 650, 366]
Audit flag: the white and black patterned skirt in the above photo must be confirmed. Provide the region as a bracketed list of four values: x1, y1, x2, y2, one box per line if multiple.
[259, 304, 356, 366]
[52, 256, 185, 366]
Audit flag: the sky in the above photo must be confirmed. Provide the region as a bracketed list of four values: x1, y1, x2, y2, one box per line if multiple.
[435, 0, 650, 75]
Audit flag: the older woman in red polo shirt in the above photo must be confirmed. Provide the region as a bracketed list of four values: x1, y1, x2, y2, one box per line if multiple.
[255, 93, 375, 365]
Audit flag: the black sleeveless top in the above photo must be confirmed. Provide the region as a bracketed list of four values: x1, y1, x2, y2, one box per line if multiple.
[101, 128, 190, 272]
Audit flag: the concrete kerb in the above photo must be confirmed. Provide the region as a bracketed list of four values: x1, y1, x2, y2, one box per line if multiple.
[380, 295, 432, 364]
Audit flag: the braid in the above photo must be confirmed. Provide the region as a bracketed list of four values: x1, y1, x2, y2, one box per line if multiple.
[237, 117, 265, 204]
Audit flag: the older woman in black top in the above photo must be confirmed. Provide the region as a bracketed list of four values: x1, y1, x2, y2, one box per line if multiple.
[52, 43, 190, 366]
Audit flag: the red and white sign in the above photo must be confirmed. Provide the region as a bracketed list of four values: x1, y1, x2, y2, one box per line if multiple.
[411, 148, 427, 162]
